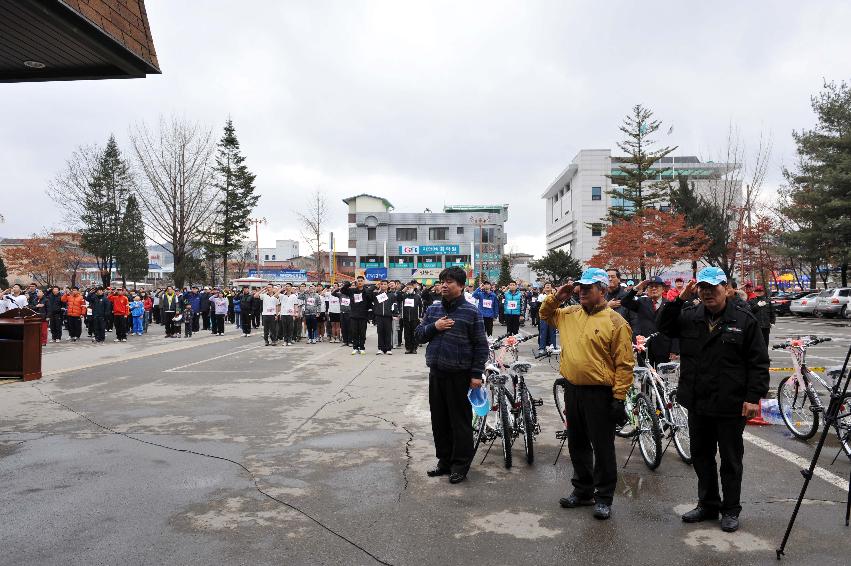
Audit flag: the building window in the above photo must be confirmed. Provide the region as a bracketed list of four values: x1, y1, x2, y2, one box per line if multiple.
[264, 254, 269, 260]
[457, 227, 464, 235]
[480, 227, 496, 243]
[554, 193, 559, 202]
[591, 187, 602, 201]
[272, 254, 276, 260]
[396, 227, 417, 241]
[389, 255, 414, 268]
[659, 204, 671, 212]
[591, 224, 602, 237]
[367, 227, 376, 241]
[429, 227, 448, 240]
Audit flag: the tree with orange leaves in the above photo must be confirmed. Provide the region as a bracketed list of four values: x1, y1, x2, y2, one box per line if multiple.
[3, 232, 88, 287]
[589, 209, 710, 280]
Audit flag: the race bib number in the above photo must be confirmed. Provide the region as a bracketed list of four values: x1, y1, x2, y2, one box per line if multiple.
[404, 298, 415, 307]
[341, 297, 350, 306]
[507, 300, 518, 310]
[87, 308, 93, 315]
[531, 297, 537, 303]
[376, 293, 387, 303]
[757, 301, 766, 307]
[354, 294, 362, 303]
[307, 298, 316, 306]
[482, 299, 492, 309]
[433, 300, 441, 305]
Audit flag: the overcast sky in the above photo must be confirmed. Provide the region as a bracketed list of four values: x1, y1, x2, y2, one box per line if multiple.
[2, 1, 850, 257]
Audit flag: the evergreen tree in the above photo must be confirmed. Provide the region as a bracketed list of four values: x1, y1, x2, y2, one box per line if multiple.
[607, 104, 677, 222]
[671, 176, 736, 278]
[80, 135, 133, 287]
[783, 79, 851, 286]
[497, 256, 512, 287]
[0, 253, 8, 289]
[206, 119, 258, 285]
[528, 249, 583, 285]
[115, 194, 149, 289]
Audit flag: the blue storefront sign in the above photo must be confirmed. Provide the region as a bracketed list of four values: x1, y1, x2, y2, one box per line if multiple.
[247, 269, 308, 281]
[364, 267, 388, 281]
[399, 245, 461, 255]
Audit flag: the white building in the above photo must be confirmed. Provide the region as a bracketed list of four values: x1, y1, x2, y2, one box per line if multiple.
[542, 149, 740, 264]
[258, 239, 299, 263]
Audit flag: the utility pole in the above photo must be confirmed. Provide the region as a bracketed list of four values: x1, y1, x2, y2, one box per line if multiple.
[249, 217, 266, 276]
[470, 215, 489, 285]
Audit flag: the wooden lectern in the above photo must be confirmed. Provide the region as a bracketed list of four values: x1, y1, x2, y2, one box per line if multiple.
[0, 307, 43, 381]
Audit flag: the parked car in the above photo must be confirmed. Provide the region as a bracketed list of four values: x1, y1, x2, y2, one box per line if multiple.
[814, 288, 851, 318]
[772, 291, 814, 316]
[789, 292, 820, 317]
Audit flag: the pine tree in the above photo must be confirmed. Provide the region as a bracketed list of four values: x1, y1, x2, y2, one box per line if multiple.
[528, 249, 582, 285]
[115, 194, 149, 289]
[0, 253, 8, 288]
[206, 119, 258, 285]
[783, 80, 851, 286]
[497, 256, 512, 287]
[607, 104, 677, 222]
[80, 135, 133, 287]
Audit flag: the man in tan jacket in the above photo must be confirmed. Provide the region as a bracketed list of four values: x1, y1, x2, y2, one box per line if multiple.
[539, 268, 633, 520]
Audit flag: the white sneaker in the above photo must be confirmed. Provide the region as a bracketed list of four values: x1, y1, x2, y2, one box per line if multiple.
[352, 349, 357, 355]
[386, 351, 393, 355]
[376, 351, 383, 355]
[114, 339, 120, 342]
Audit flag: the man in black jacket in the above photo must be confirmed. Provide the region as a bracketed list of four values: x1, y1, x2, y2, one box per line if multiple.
[372, 280, 397, 355]
[45, 286, 64, 342]
[657, 267, 769, 533]
[338, 276, 375, 354]
[199, 288, 211, 331]
[89, 287, 111, 343]
[400, 282, 423, 354]
[622, 276, 676, 366]
[747, 285, 775, 348]
[239, 286, 254, 336]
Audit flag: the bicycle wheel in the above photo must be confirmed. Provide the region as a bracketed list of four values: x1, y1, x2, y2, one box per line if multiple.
[837, 394, 851, 458]
[636, 393, 663, 470]
[553, 378, 568, 425]
[498, 388, 513, 469]
[472, 409, 490, 459]
[615, 389, 636, 438]
[778, 375, 819, 440]
[520, 387, 535, 464]
[669, 391, 691, 464]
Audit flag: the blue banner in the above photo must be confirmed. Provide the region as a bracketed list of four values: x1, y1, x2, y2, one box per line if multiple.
[365, 267, 388, 281]
[247, 269, 308, 281]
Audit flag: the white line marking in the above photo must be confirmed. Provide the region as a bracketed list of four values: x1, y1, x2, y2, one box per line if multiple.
[167, 344, 342, 374]
[163, 346, 261, 372]
[743, 431, 848, 492]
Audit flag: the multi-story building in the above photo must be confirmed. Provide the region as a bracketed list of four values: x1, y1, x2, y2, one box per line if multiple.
[542, 149, 740, 264]
[258, 239, 299, 263]
[344, 194, 508, 283]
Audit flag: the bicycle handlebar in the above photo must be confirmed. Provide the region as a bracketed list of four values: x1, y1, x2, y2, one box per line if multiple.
[772, 336, 832, 349]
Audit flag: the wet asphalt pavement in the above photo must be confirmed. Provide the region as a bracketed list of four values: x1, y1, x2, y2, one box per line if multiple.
[1, 316, 850, 565]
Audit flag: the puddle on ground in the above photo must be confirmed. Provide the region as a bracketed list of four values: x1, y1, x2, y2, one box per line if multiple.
[457, 510, 562, 540]
[683, 528, 772, 552]
[299, 429, 397, 450]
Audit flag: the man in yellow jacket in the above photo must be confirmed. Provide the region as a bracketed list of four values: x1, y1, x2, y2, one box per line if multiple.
[540, 267, 634, 520]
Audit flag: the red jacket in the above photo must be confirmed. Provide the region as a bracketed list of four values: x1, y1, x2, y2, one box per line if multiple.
[143, 297, 153, 312]
[109, 294, 130, 316]
[61, 293, 86, 317]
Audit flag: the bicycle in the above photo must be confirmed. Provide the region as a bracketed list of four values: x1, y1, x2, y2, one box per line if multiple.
[773, 336, 851, 458]
[475, 333, 542, 468]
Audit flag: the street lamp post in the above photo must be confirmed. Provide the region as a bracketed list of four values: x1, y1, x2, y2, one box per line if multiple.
[249, 217, 267, 277]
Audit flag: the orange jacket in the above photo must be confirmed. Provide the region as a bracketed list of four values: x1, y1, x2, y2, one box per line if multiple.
[61, 293, 86, 317]
[109, 294, 130, 316]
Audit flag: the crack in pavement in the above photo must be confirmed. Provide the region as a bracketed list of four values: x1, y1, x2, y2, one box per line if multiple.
[361, 412, 415, 503]
[28, 381, 396, 566]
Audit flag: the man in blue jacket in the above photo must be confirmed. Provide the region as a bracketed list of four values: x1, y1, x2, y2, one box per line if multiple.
[502, 280, 526, 336]
[416, 266, 489, 484]
[471, 280, 499, 337]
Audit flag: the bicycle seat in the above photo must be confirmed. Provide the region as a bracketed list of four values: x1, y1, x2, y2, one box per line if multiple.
[510, 361, 532, 373]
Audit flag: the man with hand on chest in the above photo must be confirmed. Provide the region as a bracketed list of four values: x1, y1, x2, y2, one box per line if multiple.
[416, 267, 488, 485]
[658, 267, 769, 533]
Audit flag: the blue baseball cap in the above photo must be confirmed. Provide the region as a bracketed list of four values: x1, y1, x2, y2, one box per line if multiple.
[696, 266, 727, 286]
[577, 268, 610, 287]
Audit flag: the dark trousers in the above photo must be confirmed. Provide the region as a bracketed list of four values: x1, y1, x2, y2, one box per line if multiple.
[280, 315, 294, 343]
[376, 315, 393, 352]
[505, 314, 520, 336]
[241, 312, 252, 335]
[429, 370, 474, 474]
[262, 315, 278, 343]
[403, 318, 418, 352]
[689, 413, 747, 515]
[538, 319, 557, 350]
[341, 313, 351, 344]
[761, 328, 770, 349]
[483, 317, 493, 337]
[305, 314, 318, 340]
[531, 307, 540, 327]
[114, 315, 128, 340]
[396, 317, 403, 346]
[93, 317, 106, 342]
[351, 317, 368, 350]
[68, 316, 82, 339]
[201, 312, 210, 330]
[565, 382, 617, 504]
[105, 313, 113, 331]
[252, 311, 261, 328]
[49, 312, 63, 340]
[192, 313, 200, 332]
[163, 311, 176, 336]
[213, 314, 225, 334]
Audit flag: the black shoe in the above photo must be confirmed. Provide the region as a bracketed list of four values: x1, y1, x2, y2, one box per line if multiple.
[593, 502, 611, 520]
[559, 493, 595, 508]
[720, 514, 739, 532]
[448, 472, 467, 484]
[426, 467, 450, 477]
[682, 506, 720, 523]
[404, 350, 414, 354]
